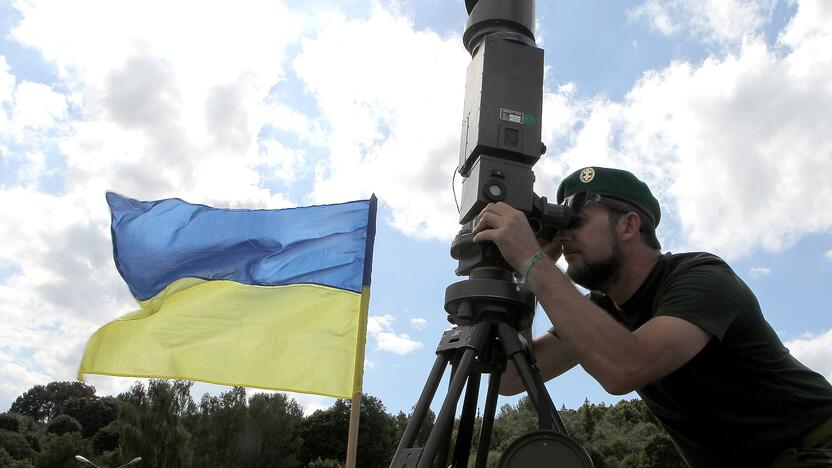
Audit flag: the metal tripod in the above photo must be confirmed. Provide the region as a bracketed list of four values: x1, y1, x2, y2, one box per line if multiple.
[388, 240, 591, 468]
[390, 320, 566, 468]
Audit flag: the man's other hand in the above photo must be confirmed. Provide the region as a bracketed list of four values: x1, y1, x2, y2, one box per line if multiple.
[471, 202, 543, 272]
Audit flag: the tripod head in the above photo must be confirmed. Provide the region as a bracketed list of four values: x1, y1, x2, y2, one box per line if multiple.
[447, 0, 574, 326]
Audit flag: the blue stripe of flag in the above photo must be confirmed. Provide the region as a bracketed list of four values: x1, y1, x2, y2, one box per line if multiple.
[107, 192, 376, 301]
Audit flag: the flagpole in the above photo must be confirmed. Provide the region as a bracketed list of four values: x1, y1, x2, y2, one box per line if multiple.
[346, 391, 361, 468]
[346, 285, 372, 468]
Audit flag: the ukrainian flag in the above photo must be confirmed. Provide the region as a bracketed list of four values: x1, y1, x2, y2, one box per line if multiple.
[78, 192, 377, 398]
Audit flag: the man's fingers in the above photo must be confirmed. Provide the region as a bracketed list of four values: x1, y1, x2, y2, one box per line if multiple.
[472, 228, 493, 244]
[472, 209, 499, 234]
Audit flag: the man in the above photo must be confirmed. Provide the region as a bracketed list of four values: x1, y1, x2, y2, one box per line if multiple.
[472, 166, 832, 467]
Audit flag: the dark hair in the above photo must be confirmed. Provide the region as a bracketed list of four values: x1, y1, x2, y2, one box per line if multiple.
[606, 209, 662, 250]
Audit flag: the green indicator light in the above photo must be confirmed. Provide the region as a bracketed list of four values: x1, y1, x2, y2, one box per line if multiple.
[522, 114, 536, 126]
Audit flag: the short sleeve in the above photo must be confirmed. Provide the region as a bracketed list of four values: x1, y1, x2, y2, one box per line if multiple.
[654, 263, 750, 341]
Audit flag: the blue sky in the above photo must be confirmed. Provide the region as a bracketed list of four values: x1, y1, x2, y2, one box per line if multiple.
[1, 0, 831, 417]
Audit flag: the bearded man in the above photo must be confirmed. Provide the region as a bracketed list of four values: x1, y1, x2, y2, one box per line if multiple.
[473, 166, 832, 467]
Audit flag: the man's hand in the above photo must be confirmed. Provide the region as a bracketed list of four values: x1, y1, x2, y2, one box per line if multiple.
[471, 202, 543, 271]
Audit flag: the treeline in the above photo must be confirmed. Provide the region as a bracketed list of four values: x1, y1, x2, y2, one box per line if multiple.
[0, 380, 685, 467]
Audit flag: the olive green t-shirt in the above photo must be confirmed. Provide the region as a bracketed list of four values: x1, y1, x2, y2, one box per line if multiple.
[587, 252, 832, 467]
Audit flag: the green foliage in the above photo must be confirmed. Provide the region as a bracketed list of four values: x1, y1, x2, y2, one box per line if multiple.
[0, 412, 20, 432]
[638, 433, 686, 468]
[190, 385, 247, 466]
[391, 407, 435, 451]
[116, 379, 195, 467]
[6, 380, 689, 467]
[297, 395, 395, 468]
[0, 429, 34, 460]
[355, 395, 396, 468]
[0, 447, 11, 465]
[92, 423, 120, 454]
[297, 399, 351, 466]
[45, 414, 82, 436]
[11, 381, 96, 423]
[562, 399, 685, 468]
[10, 386, 52, 422]
[307, 457, 344, 468]
[490, 396, 538, 451]
[34, 432, 87, 468]
[242, 392, 304, 467]
[63, 396, 119, 438]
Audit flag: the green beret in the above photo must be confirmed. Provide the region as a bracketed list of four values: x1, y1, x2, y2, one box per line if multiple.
[556, 167, 661, 227]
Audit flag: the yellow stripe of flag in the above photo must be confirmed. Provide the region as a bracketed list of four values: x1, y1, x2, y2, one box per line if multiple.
[80, 279, 367, 398]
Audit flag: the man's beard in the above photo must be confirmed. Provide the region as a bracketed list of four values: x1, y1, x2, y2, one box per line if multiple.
[566, 241, 622, 291]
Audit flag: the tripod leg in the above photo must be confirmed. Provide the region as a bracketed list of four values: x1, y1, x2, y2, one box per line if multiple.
[497, 323, 567, 434]
[394, 354, 449, 455]
[474, 369, 502, 468]
[435, 364, 458, 468]
[526, 359, 569, 434]
[452, 370, 482, 468]
[418, 347, 479, 468]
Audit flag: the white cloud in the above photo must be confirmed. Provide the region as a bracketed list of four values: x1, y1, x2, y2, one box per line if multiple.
[534, 0, 832, 259]
[367, 314, 395, 336]
[785, 329, 832, 382]
[293, 5, 469, 239]
[410, 318, 428, 330]
[749, 267, 772, 278]
[0, 351, 53, 409]
[281, 391, 334, 416]
[8, 0, 304, 206]
[367, 314, 423, 355]
[825, 250, 832, 263]
[11, 81, 67, 131]
[0, 0, 307, 411]
[629, 0, 777, 45]
[0, 56, 14, 104]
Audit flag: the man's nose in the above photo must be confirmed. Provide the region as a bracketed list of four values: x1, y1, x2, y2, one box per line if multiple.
[553, 229, 573, 242]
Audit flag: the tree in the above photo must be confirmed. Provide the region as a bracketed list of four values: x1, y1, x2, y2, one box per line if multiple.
[10, 381, 96, 422]
[44, 381, 96, 418]
[34, 432, 87, 468]
[639, 433, 686, 468]
[490, 397, 538, 451]
[297, 394, 396, 468]
[92, 423, 120, 454]
[0, 447, 36, 468]
[45, 415, 82, 436]
[243, 392, 304, 467]
[391, 407, 435, 451]
[116, 379, 195, 467]
[0, 429, 34, 460]
[0, 413, 20, 432]
[308, 458, 344, 468]
[354, 395, 396, 468]
[297, 399, 350, 466]
[63, 396, 119, 438]
[9, 386, 51, 422]
[190, 386, 247, 467]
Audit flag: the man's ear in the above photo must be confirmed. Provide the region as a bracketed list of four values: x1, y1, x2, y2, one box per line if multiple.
[619, 212, 642, 242]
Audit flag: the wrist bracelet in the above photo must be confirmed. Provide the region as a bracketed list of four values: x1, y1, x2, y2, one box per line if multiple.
[517, 249, 546, 289]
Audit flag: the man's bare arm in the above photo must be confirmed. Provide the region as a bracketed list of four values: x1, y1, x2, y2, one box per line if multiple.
[473, 202, 712, 395]
[527, 262, 711, 394]
[499, 330, 578, 396]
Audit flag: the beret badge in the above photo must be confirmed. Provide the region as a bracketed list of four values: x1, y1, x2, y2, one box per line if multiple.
[579, 167, 595, 183]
